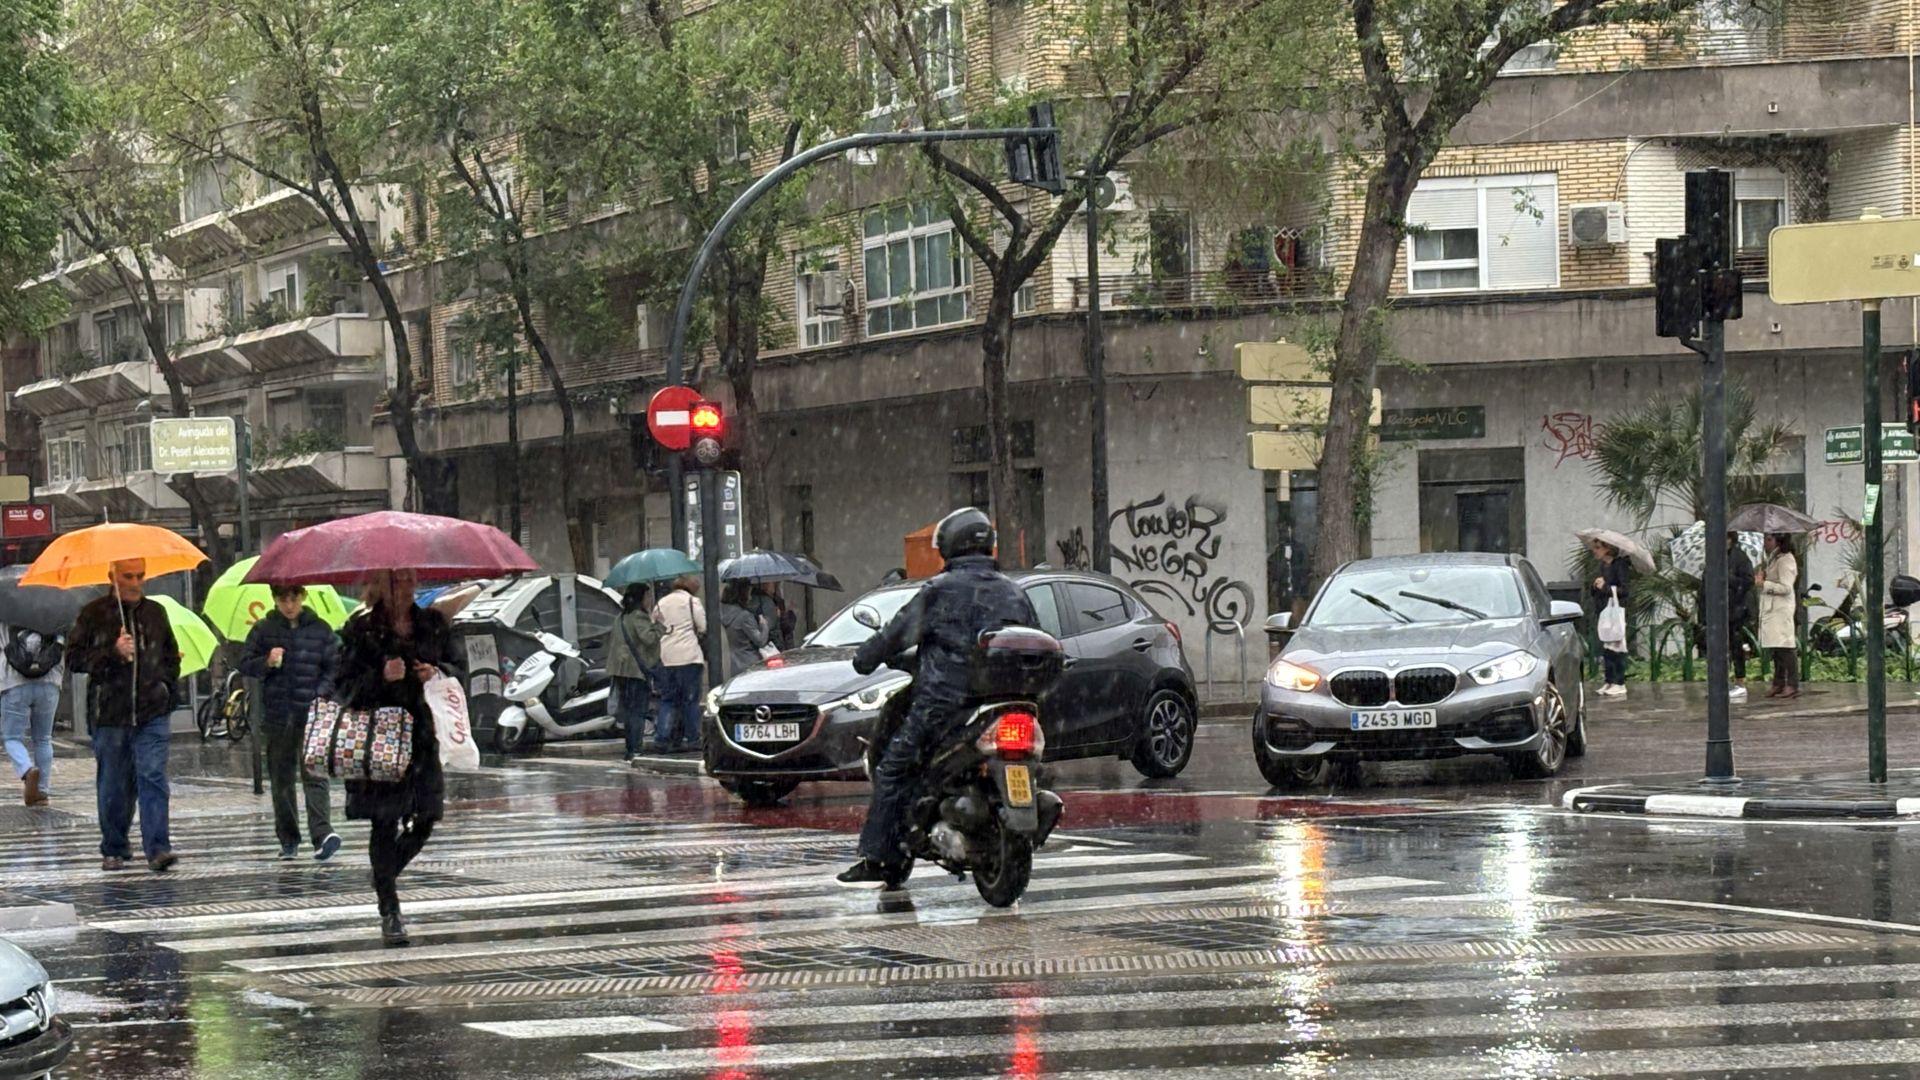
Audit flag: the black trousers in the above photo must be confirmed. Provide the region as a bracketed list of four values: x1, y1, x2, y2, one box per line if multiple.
[265, 723, 331, 849]
[1770, 648, 1800, 691]
[369, 815, 435, 917]
[857, 698, 961, 868]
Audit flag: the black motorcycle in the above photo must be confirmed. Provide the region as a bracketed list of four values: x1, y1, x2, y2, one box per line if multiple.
[860, 622, 1067, 907]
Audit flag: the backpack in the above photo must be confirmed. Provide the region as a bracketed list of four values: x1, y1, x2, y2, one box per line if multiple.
[5, 629, 64, 680]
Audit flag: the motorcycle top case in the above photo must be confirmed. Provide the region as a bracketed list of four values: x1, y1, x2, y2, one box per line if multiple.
[1892, 574, 1920, 609]
[969, 626, 1065, 697]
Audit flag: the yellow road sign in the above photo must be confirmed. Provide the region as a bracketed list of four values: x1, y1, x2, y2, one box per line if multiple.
[0, 477, 26, 504]
[1249, 430, 1319, 471]
[1235, 341, 1321, 383]
[1769, 215, 1920, 304]
[1248, 387, 1382, 427]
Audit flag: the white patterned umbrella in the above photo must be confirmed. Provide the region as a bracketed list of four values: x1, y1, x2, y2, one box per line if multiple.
[1667, 522, 1763, 578]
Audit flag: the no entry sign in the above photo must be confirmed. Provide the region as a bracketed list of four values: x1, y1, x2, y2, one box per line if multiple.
[646, 385, 704, 451]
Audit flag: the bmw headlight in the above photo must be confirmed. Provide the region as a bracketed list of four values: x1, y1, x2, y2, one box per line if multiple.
[1265, 658, 1322, 692]
[828, 675, 912, 714]
[1469, 650, 1540, 686]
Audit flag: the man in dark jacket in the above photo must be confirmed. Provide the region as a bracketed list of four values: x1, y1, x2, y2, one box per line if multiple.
[239, 585, 342, 861]
[837, 508, 1036, 888]
[70, 559, 182, 873]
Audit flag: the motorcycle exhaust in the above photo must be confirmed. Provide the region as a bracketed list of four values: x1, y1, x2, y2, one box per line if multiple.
[928, 822, 970, 863]
[939, 793, 990, 831]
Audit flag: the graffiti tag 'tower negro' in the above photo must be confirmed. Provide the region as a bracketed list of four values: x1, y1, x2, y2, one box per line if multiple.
[1108, 493, 1254, 633]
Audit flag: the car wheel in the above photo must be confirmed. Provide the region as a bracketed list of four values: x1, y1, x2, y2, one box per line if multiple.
[1567, 680, 1589, 759]
[1508, 682, 1571, 779]
[1253, 728, 1325, 789]
[1130, 690, 1197, 779]
[720, 778, 800, 808]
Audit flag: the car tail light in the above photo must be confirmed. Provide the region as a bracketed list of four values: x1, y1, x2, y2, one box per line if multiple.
[764, 656, 786, 669]
[1164, 621, 1182, 646]
[976, 710, 1042, 759]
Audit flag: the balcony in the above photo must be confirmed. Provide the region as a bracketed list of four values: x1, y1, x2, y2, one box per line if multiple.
[1067, 268, 1338, 312]
[38, 480, 89, 520]
[230, 313, 383, 376]
[76, 471, 186, 518]
[11, 377, 87, 418]
[68, 360, 157, 407]
[154, 212, 249, 273]
[1643, 19, 1909, 68]
[61, 250, 142, 300]
[167, 469, 246, 506]
[171, 337, 252, 385]
[228, 187, 335, 245]
[251, 448, 386, 500]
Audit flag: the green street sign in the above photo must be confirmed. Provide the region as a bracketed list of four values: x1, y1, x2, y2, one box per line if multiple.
[1824, 425, 1917, 465]
[1380, 405, 1486, 442]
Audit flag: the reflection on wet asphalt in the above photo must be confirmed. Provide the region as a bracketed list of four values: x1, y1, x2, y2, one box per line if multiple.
[10, 726, 1920, 1078]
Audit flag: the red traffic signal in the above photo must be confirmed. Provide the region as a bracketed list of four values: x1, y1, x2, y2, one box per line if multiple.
[690, 401, 724, 437]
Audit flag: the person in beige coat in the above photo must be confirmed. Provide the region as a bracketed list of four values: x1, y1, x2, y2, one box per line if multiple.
[1755, 533, 1800, 699]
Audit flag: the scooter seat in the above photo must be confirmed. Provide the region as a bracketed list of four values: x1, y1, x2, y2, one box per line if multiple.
[576, 668, 611, 695]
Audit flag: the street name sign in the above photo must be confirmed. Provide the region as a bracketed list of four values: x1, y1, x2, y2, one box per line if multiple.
[1824, 425, 1917, 465]
[1235, 341, 1319, 383]
[1770, 216, 1920, 304]
[1248, 430, 1319, 472]
[150, 417, 237, 473]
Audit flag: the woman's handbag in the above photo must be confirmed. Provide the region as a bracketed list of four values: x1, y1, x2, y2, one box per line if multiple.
[1597, 587, 1628, 652]
[303, 698, 414, 782]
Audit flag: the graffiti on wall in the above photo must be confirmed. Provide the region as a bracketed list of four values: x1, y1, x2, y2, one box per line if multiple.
[1054, 527, 1091, 570]
[1108, 493, 1254, 632]
[1541, 411, 1596, 467]
[1811, 519, 1864, 545]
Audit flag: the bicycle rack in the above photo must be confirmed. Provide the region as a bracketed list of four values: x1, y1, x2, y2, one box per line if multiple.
[1202, 621, 1249, 703]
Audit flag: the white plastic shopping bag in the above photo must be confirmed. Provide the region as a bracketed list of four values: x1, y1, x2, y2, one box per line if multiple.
[1597, 587, 1627, 651]
[424, 673, 482, 771]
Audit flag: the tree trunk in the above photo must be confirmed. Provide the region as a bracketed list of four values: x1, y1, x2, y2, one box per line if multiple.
[124, 256, 232, 569]
[980, 284, 1032, 567]
[1310, 150, 1422, 591]
[507, 280, 588, 572]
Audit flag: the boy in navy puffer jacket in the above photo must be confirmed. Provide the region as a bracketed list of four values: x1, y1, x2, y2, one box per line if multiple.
[240, 585, 342, 861]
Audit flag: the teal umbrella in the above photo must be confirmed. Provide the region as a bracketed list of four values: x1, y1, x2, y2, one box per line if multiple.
[605, 548, 700, 589]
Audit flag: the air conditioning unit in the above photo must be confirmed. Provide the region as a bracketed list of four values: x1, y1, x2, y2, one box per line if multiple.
[1567, 201, 1626, 247]
[805, 269, 847, 312]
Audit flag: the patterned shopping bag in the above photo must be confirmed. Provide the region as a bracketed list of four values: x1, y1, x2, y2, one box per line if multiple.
[303, 698, 413, 782]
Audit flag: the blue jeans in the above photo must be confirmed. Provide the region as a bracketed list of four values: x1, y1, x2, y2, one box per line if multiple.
[654, 665, 703, 749]
[2, 681, 58, 792]
[93, 715, 172, 860]
[615, 675, 654, 755]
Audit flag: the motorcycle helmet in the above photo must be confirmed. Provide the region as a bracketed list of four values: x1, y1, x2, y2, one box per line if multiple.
[935, 506, 996, 561]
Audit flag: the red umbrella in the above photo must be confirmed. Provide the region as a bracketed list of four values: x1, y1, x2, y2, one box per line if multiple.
[244, 511, 539, 586]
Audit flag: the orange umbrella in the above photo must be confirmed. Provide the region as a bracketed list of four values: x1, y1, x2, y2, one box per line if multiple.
[20, 523, 208, 588]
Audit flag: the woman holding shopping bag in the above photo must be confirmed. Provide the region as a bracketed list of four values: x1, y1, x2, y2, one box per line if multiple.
[1588, 538, 1634, 697]
[1757, 533, 1800, 699]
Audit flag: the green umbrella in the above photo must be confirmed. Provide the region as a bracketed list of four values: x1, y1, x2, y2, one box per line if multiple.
[150, 594, 219, 676]
[203, 556, 351, 642]
[605, 548, 700, 590]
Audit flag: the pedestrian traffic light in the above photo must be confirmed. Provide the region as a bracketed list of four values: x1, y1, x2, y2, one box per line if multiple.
[1685, 169, 1733, 273]
[689, 400, 725, 468]
[1654, 236, 1702, 340]
[1006, 102, 1063, 194]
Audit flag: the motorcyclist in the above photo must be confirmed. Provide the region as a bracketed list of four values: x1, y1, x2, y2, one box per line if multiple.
[836, 507, 1036, 888]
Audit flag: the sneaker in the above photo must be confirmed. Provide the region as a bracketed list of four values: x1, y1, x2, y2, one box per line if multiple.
[1729, 686, 1748, 702]
[278, 844, 298, 861]
[380, 913, 410, 947]
[101, 856, 127, 872]
[835, 858, 893, 889]
[314, 833, 342, 862]
[149, 851, 179, 873]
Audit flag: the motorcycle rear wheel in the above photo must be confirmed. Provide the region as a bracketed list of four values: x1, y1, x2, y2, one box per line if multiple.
[971, 825, 1033, 908]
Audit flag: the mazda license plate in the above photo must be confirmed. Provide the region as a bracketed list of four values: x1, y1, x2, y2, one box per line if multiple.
[734, 723, 801, 743]
[1003, 764, 1033, 807]
[1349, 709, 1437, 731]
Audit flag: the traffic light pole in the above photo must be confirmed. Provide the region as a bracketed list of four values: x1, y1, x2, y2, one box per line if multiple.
[1864, 298, 1888, 782]
[660, 122, 1060, 547]
[700, 467, 724, 680]
[1085, 172, 1111, 574]
[1698, 315, 1736, 783]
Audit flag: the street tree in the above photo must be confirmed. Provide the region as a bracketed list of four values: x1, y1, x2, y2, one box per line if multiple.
[840, 0, 1315, 565]
[1307, 0, 1720, 588]
[0, 0, 82, 336]
[98, 0, 458, 513]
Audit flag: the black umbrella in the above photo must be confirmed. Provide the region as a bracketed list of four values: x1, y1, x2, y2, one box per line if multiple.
[0, 565, 103, 635]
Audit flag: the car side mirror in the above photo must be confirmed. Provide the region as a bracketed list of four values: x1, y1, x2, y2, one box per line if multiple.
[1544, 600, 1584, 626]
[1264, 612, 1293, 638]
[852, 605, 882, 631]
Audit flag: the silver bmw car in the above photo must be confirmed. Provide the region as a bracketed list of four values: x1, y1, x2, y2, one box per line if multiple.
[1253, 553, 1588, 787]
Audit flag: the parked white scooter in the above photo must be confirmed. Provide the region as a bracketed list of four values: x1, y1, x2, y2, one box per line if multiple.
[494, 631, 616, 753]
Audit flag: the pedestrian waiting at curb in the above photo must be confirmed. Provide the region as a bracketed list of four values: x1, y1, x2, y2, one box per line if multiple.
[1588, 539, 1633, 698]
[1758, 533, 1801, 700]
[70, 559, 181, 873]
[609, 584, 662, 762]
[239, 584, 342, 862]
[651, 575, 706, 754]
[1, 620, 63, 807]
[1723, 533, 1756, 702]
[718, 581, 771, 680]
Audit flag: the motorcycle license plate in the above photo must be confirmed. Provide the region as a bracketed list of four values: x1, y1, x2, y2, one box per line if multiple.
[1349, 709, 1437, 731]
[1003, 764, 1034, 807]
[734, 723, 801, 743]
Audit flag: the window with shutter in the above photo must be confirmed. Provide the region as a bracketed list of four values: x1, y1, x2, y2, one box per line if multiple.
[1405, 173, 1559, 293]
[1734, 172, 1788, 251]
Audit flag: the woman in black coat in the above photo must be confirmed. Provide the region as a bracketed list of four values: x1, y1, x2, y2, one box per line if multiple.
[337, 569, 459, 945]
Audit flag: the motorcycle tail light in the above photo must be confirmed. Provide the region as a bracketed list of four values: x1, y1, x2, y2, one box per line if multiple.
[987, 711, 1038, 758]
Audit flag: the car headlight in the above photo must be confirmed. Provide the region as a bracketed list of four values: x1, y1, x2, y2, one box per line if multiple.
[1469, 650, 1540, 685]
[827, 675, 912, 714]
[1265, 658, 1321, 692]
[703, 686, 723, 718]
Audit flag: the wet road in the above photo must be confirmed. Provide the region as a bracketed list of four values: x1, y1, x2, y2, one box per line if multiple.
[11, 706, 1920, 1079]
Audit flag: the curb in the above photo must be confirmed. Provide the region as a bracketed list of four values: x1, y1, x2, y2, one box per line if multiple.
[1562, 784, 1920, 820]
[623, 754, 706, 777]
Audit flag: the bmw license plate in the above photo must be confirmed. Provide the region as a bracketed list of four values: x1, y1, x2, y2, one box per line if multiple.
[1349, 709, 1437, 731]
[734, 723, 800, 743]
[1002, 764, 1034, 807]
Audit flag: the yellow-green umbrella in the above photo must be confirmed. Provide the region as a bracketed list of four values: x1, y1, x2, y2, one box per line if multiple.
[202, 556, 350, 642]
[150, 595, 218, 676]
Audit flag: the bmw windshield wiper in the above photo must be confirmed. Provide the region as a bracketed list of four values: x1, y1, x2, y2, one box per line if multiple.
[1396, 590, 1487, 620]
[1348, 588, 1412, 624]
